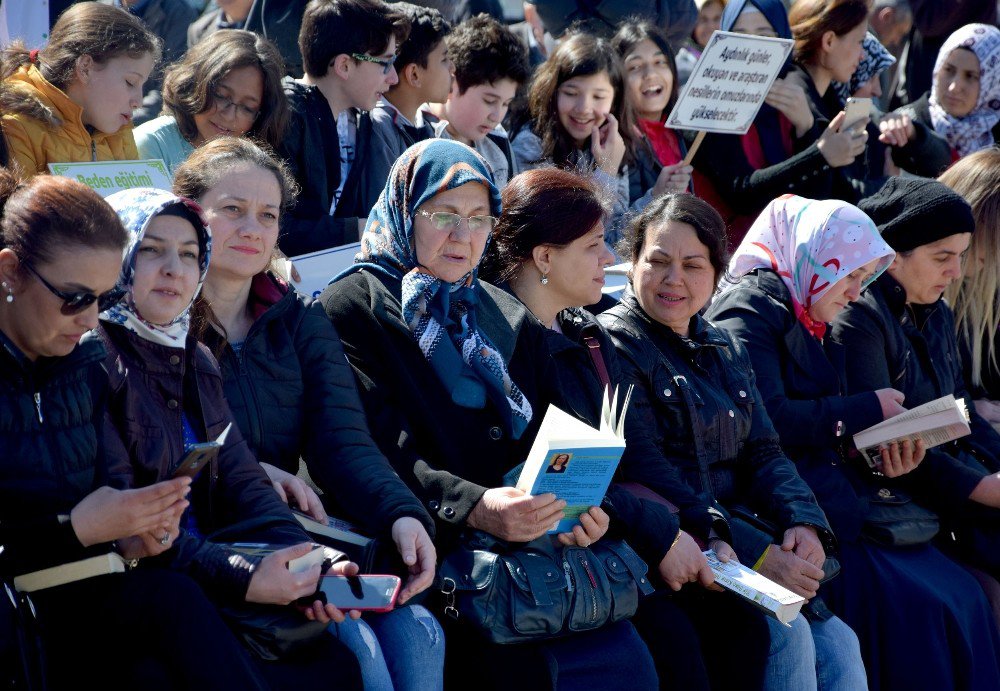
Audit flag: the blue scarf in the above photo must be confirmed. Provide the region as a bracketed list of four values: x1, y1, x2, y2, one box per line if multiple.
[336, 139, 532, 439]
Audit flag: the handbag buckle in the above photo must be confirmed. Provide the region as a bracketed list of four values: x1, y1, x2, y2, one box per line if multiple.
[440, 577, 459, 620]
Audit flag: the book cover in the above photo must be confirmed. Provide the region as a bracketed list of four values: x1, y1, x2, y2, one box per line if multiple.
[853, 394, 971, 468]
[292, 511, 373, 549]
[704, 549, 804, 625]
[13, 552, 126, 593]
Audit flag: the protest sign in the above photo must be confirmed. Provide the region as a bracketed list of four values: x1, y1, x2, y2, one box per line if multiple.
[48, 159, 172, 197]
[289, 243, 361, 299]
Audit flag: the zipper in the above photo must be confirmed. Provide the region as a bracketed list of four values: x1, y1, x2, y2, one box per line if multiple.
[33, 392, 43, 424]
[562, 560, 574, 592]
[90, 139, 97, 161]
[578, 553, 599, 623]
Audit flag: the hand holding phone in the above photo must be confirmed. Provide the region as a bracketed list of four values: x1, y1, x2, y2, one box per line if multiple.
[317, 574, 402, 613]
[843, 97, 872, 132]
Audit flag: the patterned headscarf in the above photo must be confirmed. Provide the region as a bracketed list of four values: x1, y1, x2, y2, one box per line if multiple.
[833, 32, 896, 103]
[930, 23, 1000, 157]
[102, 188, 212, 349]
[721, 195, 895, 339]
[339, 139, 532, 439]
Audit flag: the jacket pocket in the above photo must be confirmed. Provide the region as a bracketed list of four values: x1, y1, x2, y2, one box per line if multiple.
[505, 552, 567, 636]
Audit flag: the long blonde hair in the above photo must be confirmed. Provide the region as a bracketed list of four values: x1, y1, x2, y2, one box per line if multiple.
[941, 148, 1000, 389]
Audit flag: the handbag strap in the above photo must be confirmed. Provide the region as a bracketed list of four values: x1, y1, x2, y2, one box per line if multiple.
[583, 333, 612, 390]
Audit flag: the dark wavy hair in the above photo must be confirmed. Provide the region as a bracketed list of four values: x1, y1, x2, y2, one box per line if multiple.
[161, 30, 289, 151]
[611, 19, 681, 119]
[299, 0, 410, 78]
[449, 13, 531, 93]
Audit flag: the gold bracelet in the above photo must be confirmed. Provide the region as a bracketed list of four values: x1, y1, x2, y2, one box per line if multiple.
[669, 530, 683, 550]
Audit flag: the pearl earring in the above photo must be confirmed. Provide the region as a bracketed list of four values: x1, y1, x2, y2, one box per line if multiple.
[2, 281, 11, 303]
[540, 274, 549, 286]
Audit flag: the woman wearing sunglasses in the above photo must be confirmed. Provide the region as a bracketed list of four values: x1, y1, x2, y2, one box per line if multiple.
[0, 171, 271, 689]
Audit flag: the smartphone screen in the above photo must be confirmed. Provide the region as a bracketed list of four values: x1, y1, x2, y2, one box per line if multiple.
[319, 575, 401, 611]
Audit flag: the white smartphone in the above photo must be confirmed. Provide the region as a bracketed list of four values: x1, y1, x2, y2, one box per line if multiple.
[843, 97, 872, 131]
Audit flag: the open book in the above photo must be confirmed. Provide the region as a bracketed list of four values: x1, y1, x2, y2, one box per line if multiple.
[704, 549, 804, 625]
[13, 553, 126, 593]
[514, 386, 632, 534]
[853, 394, 971, 468]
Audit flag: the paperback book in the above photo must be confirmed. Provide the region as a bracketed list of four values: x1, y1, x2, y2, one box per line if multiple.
[704, 549, 804, 625]
[853, 394, 971, 468]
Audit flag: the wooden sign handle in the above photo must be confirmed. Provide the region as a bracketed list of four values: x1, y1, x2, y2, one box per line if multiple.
[683, 131, 707, 166]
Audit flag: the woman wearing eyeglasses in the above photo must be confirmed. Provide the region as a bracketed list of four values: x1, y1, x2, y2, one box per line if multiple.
[134, 29, 288, 176]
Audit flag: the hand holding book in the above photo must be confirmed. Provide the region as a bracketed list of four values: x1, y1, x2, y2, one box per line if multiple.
[467, 487, 567, 542]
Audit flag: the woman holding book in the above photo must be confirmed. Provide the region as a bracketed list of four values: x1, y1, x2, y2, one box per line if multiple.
[322, 138, 662, 690]
[175, 136, 444, 691]
[0, 172, 280, 689]
[707, 194, 1000, 690]
[92, 186, 366, 688]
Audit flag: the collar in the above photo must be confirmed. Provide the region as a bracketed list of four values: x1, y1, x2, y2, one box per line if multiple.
[10, 65, 115, 143]
[874, 272, 910, 319]
[620, 288, 727, 350]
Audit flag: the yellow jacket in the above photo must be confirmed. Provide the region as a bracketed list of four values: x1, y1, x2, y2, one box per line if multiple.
[1, 65, 138, 178]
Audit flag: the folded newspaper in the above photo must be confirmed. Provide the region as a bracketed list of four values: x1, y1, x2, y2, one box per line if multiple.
[852, 394, 971, 468]
[704, 549, 804, 625]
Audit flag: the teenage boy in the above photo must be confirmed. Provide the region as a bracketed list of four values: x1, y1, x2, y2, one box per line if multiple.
[279, 0, 409, 256]
[427, 14, 531, 188]
[365, 4, 452, 217]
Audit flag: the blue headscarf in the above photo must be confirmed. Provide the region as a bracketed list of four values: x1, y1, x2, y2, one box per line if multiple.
[721, 0, 793, 167]
[833, 33, 896, 103]
[338, 139, 532, 439]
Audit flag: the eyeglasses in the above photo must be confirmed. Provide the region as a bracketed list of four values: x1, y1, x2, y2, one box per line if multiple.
[21, 261, 126, 315]
[418, 210, 498, 234]
[350, 52, 397, 75]
[211, 90, 260, 121]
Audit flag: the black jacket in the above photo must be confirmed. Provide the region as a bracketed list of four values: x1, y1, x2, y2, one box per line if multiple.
[599, 291, 835, 565]
[708, 270, 886, 542]
[897, 92, 1000, 172]
[202, 274, 434, 538]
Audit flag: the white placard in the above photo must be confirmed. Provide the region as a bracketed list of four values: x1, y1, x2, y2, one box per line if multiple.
[666, 31, 793, 135]
[48, 159, 172, 197]
[289, 243, 361, 299]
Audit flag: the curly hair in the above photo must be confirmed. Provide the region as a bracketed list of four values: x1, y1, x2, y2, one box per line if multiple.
[448, 14, 531, 93]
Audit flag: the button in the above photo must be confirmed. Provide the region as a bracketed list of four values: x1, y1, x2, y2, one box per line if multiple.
[167, 399, 179, 410]
[443, 506, 455, 518]
[787, 184, 795, 189]
[728, 409, 735, 418]
[738, 390, 747, 398]
[488, 426, 502, 440]
[801, 175, 808, 181]
[168, 355, 181, 366]
[663, 388, 672, 397]
[428, 500, 440, 511]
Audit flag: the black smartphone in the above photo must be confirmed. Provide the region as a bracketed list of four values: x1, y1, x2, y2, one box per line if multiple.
[171, 444, 218, 480]
[318, 575, 401, 612]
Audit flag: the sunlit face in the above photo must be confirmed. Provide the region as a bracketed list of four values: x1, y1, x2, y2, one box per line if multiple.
[0, 245, 123, 360]
[539, 223, 615, 310]
[443, 78, 519, 144]
[623, 39, 674, 121]
[130, 216, 202, 325]
[343, 35, 400, 111]
[935, 48, 981, 118]
[414, 39, 453, 105]
[556, 72, 616, 146]
[693, 1, 724, 48]
[823, 22, 868, 84]
[192, 65, 264, 145]
[731, 9, 778, 38]
[631, 221, 716, 336]
[413, 182, 491, 283]
[888, 233, 971, 305]
[808, 258, 880, 323]
[71, 53, 155, 134]
[199, 165, 282, 283]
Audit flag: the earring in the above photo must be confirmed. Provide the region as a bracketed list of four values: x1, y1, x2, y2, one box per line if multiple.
[540, 273, 549, 286]
[2, 281, 12, 303]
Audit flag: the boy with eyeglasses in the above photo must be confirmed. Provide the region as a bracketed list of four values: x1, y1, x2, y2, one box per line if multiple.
[278, 0, 410, 256]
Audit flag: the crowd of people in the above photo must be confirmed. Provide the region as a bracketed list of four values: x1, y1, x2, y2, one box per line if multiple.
[1, 0, 999, 689]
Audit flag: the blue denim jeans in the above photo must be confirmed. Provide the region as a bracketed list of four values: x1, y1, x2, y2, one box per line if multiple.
[766, 614, 868, 691]
[331, 604, 444, 691]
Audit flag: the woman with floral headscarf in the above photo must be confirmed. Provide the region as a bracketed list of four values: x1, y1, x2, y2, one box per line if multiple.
[90, 188, 366, 688]
[321, 139, 659, 691]
[709, 194, 1000, 691]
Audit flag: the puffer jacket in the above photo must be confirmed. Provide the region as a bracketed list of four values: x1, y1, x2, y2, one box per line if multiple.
[0, 332, 112, 578]
[91, 322, 330, 602]
[1, 65, 139, 178]
[202, 273, 434, 538]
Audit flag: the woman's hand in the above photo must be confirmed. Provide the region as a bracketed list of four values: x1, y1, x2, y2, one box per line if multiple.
[875, 438, 926, 477]
[817, 111, 868, 167]
[974, 399, 1000, 424]
[556, 506, 609, 547]
[591, 112, 626, 176]
[391, 517, 437, 604]
[875, 388, 906, 419]
[756, 543, 824, 600]
[115, 528, 182, 561]
[651, 163, 694, 197]
[878, 113, 916, 147]
[70, 478, 191, 547]
[300, 560, 363, 624]
[260, 462, 327, 522]
[466, 487, 566, 542]
[764, 78, 814, 136]
[657, 530, 717, 592]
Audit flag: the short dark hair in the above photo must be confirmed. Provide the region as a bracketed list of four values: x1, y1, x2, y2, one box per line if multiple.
[162, 30, 289, 152]
[299, 0, 410, 78]
[392, 3, 451, 71]
[622, 194, 730, 288]
[611, 20, 680, 118]
[448, 14, 531, 93]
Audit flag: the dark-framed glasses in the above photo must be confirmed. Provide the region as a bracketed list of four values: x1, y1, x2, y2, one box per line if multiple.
[350, 52, 397, 75]
[211, 90, 260, 121]
[418, 210, 498, 234]
[21, 261, 126, 315]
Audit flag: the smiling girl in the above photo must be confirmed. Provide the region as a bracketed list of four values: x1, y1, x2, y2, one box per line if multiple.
[0, 3, 160, 177]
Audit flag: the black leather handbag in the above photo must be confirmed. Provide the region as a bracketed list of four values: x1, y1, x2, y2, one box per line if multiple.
[437, 530, 654, 645]
[861, 487, 940, 547]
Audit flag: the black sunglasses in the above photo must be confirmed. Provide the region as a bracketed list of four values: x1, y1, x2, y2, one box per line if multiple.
[21, 261, 126, 315]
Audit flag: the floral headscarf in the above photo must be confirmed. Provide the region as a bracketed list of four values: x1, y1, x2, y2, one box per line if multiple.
[720, 195, 895, 339]
[102, 188, 212, 349]
[833, 32, 896, 103]
[337, 139, 532, 439]
[930, 23, 1000, 157]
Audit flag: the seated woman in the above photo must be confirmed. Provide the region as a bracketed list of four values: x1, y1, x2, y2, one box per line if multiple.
[597, 194, 867, 691]
[134, 29, 288, 176]
[896, 23, 1000, 166]
[708, 194, 1000, 691]
[482, 166, 771, 691]
[322, 138, 659, 691]
[175, 137, 444, 691]
[831, 177, 1000, 578]
[0, 172, 275, 690]
[94, 188, 363, 688]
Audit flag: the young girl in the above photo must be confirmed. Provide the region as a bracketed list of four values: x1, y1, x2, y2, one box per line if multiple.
[676, 0, 725, 85]
[0, 3, 160, 177]
[135, 29, 289, 176]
